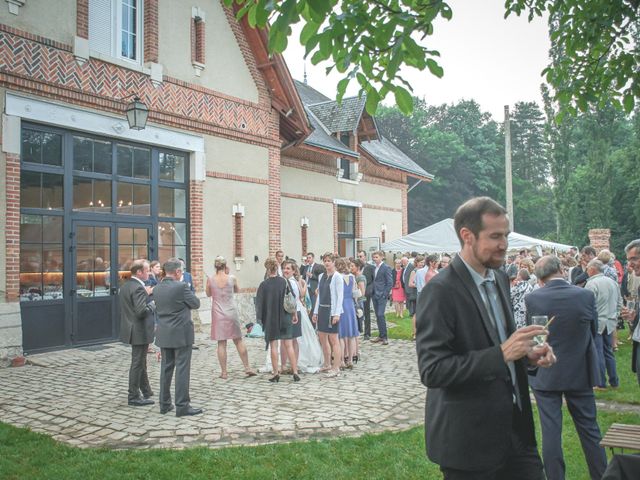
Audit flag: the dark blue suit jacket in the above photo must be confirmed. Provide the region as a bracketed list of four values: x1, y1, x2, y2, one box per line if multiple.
[372, 262, 393, 300]
[525, 278, 599, 391]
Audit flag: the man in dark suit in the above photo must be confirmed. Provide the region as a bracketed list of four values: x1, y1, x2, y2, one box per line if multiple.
[301, 252, 325, 313]
[416, 197, 555, 479]
[358, 250, 375, 340]
[119, 259, 156, 407]
[371, 250, 394, 345]
[525, 255, 607, 480]
[621, 239, 640, 387]
[154, 258, 202, 417]
[402, 254, 417, 318]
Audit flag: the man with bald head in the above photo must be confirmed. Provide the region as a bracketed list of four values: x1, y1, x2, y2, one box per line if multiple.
[525, 256, 606, 480]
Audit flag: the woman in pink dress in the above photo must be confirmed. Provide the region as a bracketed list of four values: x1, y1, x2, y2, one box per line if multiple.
[206, 256, 256, 379]
[391, 259, 406, 317]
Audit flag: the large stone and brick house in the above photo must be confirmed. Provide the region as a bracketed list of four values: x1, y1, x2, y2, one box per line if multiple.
[0, 0, 431, 364]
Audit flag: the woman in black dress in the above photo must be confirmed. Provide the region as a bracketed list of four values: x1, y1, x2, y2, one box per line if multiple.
[255, 257, 300, 382]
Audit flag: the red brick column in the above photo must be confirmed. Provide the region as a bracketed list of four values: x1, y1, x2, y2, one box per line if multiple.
[5, 154, 20, 301]
[189, 180, 203, 292]
[77, 0, 89, 39]
[355, 207, 362, 239]
[268, 109, 281, 255]
[301, 225, 308, 257]
[144, 0, 159, 63]
[401, 183, 408, 235]
[234, 213, 244, 258]
[194, 18, 205, 64]
[588, 229, 611, 252]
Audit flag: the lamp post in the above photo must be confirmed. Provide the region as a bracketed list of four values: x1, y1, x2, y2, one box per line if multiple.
[125, 96, 149, 130]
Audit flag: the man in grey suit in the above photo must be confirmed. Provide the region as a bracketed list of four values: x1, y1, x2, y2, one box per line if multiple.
[525, 256, 607, 480]
[119, 259, 156, 407]
[154, 258, 202, 417]
[371, 250, 394, 345]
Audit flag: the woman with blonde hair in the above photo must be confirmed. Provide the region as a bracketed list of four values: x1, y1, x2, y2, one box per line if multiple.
[206, 256, 256, 379]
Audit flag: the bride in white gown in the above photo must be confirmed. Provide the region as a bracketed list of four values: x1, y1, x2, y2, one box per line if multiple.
[259, 262, 323, 373]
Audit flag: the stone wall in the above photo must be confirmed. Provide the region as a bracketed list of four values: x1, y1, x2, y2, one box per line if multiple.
[0, 303, 22, 367]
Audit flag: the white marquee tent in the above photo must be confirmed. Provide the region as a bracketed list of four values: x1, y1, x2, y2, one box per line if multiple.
[382, 218, 575, 254]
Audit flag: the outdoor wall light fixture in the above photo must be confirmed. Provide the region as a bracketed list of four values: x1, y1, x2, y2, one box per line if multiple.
[380, 223, 387, 232]
[300, 216, 309, 228]
[124, 94, 149, 130]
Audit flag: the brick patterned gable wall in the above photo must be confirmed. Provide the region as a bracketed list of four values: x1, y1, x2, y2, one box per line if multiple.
[0, 26, 275, 147]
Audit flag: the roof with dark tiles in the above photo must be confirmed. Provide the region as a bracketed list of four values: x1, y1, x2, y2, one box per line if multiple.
[360, 137, 433, 179]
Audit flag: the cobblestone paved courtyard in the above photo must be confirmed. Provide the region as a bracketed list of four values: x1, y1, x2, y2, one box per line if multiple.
[0, 335, 425, 450]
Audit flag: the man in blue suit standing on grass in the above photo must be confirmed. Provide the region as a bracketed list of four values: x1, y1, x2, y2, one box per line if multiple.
[525, 255, 607, 480]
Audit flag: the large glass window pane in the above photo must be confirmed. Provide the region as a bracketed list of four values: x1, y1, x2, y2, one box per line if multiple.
[159, 187, 186, 218]
[73, 136, 112, 173]
[133, 184, 150, 215]
[42, 173, 63, 210]
[117, 183, 133, 214]
[94, 140, 112, 174]
[117, 145, 133, 177]
[158, 222, 186, 264]
[159, 152, 186, 182]
[133, 147, 150, 179]
[22, 130, 42, 164]
[20, 214, 63, 301]
[42, 216, 63, 242]
[73, 178, 112, 213]
[337, 206, 355, 235]
[21, 215, 42, 243]
[20, 171, 41, 209]
[42, 133, 63, 166]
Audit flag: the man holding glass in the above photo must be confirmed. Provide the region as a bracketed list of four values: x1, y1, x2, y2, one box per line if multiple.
[621, 239, 640, 387]
[416, 197, 555, 480]
[525, 255, 606, 480]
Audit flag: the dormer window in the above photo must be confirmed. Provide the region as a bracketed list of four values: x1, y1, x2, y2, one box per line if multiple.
[340, 132, 350, 148]
[89, 0, 143, 64]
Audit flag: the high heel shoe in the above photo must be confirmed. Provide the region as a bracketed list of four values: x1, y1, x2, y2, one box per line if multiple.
[293, 373, 300, 382]
[352, 355, 359, 364]
[268, 374, 280, 383]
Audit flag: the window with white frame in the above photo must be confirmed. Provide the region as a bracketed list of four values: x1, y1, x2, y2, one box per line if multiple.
[89, 0, 143, 64]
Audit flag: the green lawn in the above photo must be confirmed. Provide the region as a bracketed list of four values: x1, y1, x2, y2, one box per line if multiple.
[1, 408, 638, 479]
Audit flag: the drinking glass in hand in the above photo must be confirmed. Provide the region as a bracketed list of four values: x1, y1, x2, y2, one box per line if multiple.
[530, 315, 548, 346]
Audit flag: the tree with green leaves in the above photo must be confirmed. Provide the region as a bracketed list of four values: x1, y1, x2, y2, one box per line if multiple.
[226, 0, 639, 115]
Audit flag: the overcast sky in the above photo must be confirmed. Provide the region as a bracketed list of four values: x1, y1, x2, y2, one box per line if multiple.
[283, 0, 551, 121]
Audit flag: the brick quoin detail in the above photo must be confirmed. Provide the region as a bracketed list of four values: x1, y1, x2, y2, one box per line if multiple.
[5, 153, 20, 301]
[144, 0, 159, 63]
[234, 213, 244, 258]
[189, 181, 204, 293]
[194, 18, 205, 65]
[76, 0, 89, 39]
[267, 109, 281, 255]
[301, 225, 308, 257]
[355, 207, 363, 239]
[401, 184, 408, 235]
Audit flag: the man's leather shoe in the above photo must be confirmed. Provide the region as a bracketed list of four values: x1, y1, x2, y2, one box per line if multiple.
[160, 404, 174, 414]
[128, 397, 154, 407]
[176, 406, 203, 417]
[142, 391, 154, 400]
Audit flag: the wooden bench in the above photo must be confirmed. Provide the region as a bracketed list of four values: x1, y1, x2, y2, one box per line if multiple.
[600, 423, 640, 454]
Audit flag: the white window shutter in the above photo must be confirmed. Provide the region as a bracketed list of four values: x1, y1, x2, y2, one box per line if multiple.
[89, 0, 113, 56]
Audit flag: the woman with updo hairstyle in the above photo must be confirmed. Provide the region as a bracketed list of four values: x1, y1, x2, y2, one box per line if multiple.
[256, 257, 299, 382]
[206, 256, 256, 379]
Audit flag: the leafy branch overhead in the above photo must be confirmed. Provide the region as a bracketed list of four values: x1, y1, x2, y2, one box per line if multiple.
[227, 0, 640, 116]
[223, 0, 451, 115]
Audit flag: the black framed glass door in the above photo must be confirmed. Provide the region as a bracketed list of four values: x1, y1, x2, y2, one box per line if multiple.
[69, 221, 151, 346]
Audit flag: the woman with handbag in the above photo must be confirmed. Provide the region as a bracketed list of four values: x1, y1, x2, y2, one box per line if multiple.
[312, 252, 344, 377]
[206, 256, 256, 379]
[255, 257, 300, 382]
